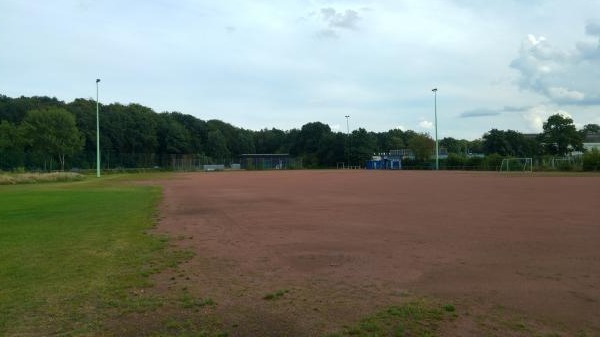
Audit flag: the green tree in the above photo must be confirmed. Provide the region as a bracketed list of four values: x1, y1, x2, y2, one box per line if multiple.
[483, 129, 539, 157]
[350, 128, 377, 165]
[67, 98, 97, 168]
[293, 122, 332, 168]
[482, 129, 511, 155]
[440, 137, 471, 154]
[0, 120, 26, 169]
[541, 114, 583, 155]
[579, 123, 600, 148]
[21, 108, 84, 171]
[376, 129, 405, 153]
[581, 123, 600, 134]
[0, 95, 65, 124]
[207, 129, 230, 161]
[157, 113, 192, 154]
[467, 139, 484, 154]
[504, 130, 539, 157]
[236, 129, 256, 155]
[406, 132, 434, 163]
[254, 128, 287, 154]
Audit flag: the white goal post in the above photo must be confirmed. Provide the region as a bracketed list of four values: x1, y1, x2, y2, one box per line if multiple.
[500, 158, 533, 172]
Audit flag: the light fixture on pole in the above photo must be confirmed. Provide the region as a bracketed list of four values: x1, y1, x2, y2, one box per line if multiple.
[432, 88, 439, 170]
[96, 78, 101, 177]
[345, 115, 350, 167]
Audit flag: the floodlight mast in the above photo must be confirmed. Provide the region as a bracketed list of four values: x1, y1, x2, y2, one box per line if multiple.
[432, 88, 439, 170]
[96, 78, 101, 177]
[345, 115, 350, 167]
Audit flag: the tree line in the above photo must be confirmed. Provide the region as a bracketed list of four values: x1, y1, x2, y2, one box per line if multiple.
[0, 94, 598, 171]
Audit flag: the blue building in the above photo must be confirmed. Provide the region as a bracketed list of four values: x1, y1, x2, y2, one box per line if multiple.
[366, 152, 402, 170]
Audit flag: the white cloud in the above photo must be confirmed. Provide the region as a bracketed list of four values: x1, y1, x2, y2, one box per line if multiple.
[527, 34, 546, 46]
[511, 28, 600, 105]
[547, 87, 585, 101]
[521, 105, 573, 133]
[419, 120, 433, 130]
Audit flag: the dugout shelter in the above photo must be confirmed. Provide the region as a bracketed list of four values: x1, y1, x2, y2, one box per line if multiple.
[240, 153, 292, 170]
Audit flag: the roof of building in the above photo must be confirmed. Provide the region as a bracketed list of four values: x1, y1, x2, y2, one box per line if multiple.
[240, 153, 290, 157]
[584, 133, 600, 143]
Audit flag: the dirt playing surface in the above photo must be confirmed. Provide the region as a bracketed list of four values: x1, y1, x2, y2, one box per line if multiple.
[153, 170, 600, 336]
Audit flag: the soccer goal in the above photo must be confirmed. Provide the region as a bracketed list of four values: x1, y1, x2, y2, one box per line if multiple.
[550, 157, 573, 169]
[500, 158, 533, 172]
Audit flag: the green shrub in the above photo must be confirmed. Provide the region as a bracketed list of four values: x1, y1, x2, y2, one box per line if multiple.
[446, 153, 466, 170]
[583, 149, 600, 171]
[483, 153, 504, 171]
[465, 156, 483, 170]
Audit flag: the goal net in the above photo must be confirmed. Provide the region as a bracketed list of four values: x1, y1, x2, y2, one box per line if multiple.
[500, 158, 533, 172]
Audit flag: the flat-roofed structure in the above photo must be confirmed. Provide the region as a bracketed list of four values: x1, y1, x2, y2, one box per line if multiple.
[240, 154, 300, 170]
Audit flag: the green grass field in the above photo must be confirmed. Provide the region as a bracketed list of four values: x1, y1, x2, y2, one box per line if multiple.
[0, 174, 186, 335]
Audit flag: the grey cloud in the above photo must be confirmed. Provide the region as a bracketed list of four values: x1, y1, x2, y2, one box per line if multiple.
[586, 22, 600, 36]
[578, 22, 600, 60]
[311, 7, 361, 39]
[320, 7, 361, 30]
[577, 42, 600, 60]
[460, 106, 530, 118]
[460, 109, 501, 118]
[510, 27, 600, 106]
[501, 106, 529, 112]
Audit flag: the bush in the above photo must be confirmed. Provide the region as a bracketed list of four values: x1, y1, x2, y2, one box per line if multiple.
[465, 156, 483, 170]
[583, 149, 600, 171]
[446, 153, 467, 170]
[483, 153, 504, 171]
[0, 172, 85, 185]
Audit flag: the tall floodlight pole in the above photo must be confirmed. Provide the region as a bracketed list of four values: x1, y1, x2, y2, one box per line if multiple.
[432, 88, 439, 170]
[96, 78, 101, 177]
[345, 115, 350, 167]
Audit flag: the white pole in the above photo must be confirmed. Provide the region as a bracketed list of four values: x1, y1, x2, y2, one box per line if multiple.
[96, 78, 101, 177]
[432, 88, 439, 170]
[345, 115, 350, 168]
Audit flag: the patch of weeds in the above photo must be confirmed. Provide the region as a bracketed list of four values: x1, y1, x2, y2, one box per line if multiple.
[443, 304, 455, 312]
[511, 321, 528, 331]
[179, 292, 216, 309]
[474, 305, 582, 337]
[577, 330, 592, 337]
[327, 300, 456, 337]
[0, 172, 85, 185]
[157, 316, 228, 337]
[119, 295, 165, 314]
[263, 289, 290, 300]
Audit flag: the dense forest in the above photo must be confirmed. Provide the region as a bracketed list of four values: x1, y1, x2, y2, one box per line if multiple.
[0, 94, 598, 171]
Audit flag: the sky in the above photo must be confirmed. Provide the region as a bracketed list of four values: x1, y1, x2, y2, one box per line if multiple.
[1, 0, 599, 140]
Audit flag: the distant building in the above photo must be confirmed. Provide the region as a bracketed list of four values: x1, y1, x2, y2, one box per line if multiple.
[524, 132, 600, 153]
[366, 151, 402, 170]
[239, 154, 294, 170]
[583, 133, 600, 151]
